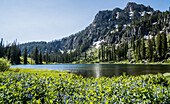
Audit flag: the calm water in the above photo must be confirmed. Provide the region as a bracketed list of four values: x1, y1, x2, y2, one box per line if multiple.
[11, 64, 170, 78]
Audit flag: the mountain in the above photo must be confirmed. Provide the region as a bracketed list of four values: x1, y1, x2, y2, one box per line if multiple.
[19, 2, 170, 55]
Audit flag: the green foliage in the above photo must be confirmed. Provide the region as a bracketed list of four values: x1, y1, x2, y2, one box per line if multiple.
[0, 58, 11, 72]
[161, 32, 168, 58]
[10, 41, 21, 65]
[0, 72, 169, 103]
[34, 47, 39, 64]
[141, 38, 146, 59]
[23, 47, 28, 64]
[39, 51, 43, 64]
[0, 38, 5, 58]
[156, 33, 162, 59]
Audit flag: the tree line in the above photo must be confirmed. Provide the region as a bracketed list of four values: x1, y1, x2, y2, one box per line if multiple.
[98, 31, 168, 63]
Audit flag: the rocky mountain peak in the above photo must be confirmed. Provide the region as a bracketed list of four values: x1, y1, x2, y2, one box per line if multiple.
[124, 2, 153, 12]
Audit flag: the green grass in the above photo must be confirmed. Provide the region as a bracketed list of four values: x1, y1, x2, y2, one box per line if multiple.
[9, 67, 70, 75]
[20, 57, 36, 64]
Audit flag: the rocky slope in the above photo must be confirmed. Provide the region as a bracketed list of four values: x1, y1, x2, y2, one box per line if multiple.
[20, 2, 170, 54]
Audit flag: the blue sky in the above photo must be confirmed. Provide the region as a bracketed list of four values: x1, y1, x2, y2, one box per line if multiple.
[0, 0, 169, 44]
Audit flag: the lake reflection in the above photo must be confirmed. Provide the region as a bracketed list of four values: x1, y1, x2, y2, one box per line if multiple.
[11, 64, 170, 78]
[93, 64, 101, 78]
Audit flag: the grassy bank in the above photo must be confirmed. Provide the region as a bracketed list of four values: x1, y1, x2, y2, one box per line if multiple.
[0, 68, 169, 103]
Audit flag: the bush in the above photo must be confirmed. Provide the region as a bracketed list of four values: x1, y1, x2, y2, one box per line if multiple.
[0, 58, 11, 72]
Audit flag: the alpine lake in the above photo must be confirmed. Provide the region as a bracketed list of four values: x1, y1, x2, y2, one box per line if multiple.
[11, 64, 170, 78]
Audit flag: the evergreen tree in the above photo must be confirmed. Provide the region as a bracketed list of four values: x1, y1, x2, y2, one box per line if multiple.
[112, 44, 116, 61]
[10, 41, 20, 65]
[141, 38, 146, 59]
[30, 50, 34, 64]
[46, 51, 49, 64]
[98, 49, 101, 61]
[152, 36, 156, 59]
[23, 47, 27, 64]
[0, 38, 5, 58]
[116, 45, 120, 61]
[131, 35, 135, 52]
[101, 43, 104, 61]
[136, 39, 140, 60]
[85, 52, 87, 60]
[161, 32, 167, 58]
[147, 37, 153, 61]
[35, 47, 39, 64]
[39, 51, 43, 64]
[108, 50, 111, 62]
[7, 47, 11, 60]
[156, 33, 162, 59]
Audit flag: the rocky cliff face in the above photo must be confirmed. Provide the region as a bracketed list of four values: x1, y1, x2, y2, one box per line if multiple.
[124, 2, 153, 12]
[20, 2, 170, 54]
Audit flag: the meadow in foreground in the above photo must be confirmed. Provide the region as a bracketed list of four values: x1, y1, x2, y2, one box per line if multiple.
[0, 69, 169, 104]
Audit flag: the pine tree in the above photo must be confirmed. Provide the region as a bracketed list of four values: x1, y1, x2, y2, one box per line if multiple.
[161, 32, 167, 58]
[23, 47, 27, 64]
[156, 33, 162, 60]
[10, 41, 21, 65]
[98, 49, 100, 61]
[30, 50, 34, 64]
[84, 52, 87, 60]
[35, 47, 39, 64]
[108, 50, 111, 62]
[112, 44, 116, 61]
[101, 43, 104, 62]
[39, 51, 43, 64]
[152, 36, 156, 59]
[0, 38, 5, 58]
[147, 37, 153, 61]
[141, 38, 146, 59]
[117, 45, 120, 61]
[46, 51, 49, 64]
[131, 35, 135, 52]
[7, 47, 11, 60]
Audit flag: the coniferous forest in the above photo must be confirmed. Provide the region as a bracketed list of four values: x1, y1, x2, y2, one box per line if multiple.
[0, 29, 169, 64]
[0, 10, 170, 64]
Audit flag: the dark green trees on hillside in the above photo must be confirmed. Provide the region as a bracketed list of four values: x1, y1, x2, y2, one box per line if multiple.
[156, 32, 168, 60]
[156, 33, 162, 59]
[11, 41, 21, 65]
[34, 47, 39, 64]
[39, 51, 43, 64]
[0, 38, 5, 58]
[162, 32, 168, 58]
[141, 38, 146, 59]
[23, 47, 27, 64]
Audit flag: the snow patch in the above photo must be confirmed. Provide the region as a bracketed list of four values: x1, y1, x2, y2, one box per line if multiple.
[123, 24, 127, 27]
[147, 12, 152, 15]
[129, 12, 133, 17]
[144, 35, 153, 39]
[139, 12, 145, 16]
[108, 18, 111, 21]
[160, 31, 164, 34]
[115, 44, 119, 50]
[59, 49, 64, 54]
[111, 30, 115, 34]
[115, 24, 118, 28]
[93, 40, 105, 49]
[116, 12, 119, 19]
[152, 22, 157, 25]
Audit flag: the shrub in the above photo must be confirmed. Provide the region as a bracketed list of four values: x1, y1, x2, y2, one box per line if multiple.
[0, 58, 11, 72]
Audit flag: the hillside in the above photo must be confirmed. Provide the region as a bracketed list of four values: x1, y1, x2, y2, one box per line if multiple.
[18, 2, 170, 64]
